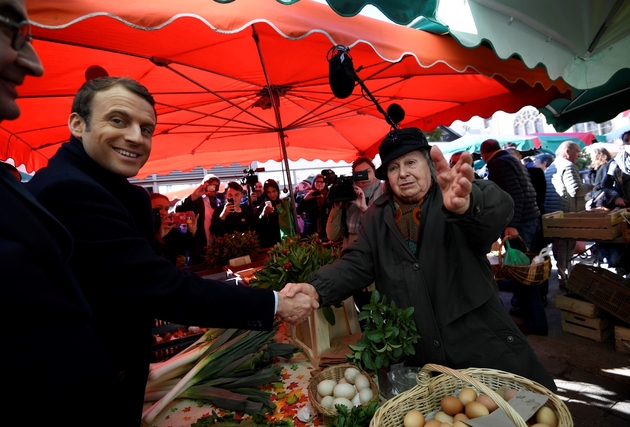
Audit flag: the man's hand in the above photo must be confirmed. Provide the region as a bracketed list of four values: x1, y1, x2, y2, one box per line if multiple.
[504, 226, 519, 239]
[432, 146, 473, 215]
[190, 184, 208, 201]
[351, 186, 368, 212]
[276, 284, 319, 325]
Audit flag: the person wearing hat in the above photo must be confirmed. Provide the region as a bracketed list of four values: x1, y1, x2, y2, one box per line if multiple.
[256, 178, 283, 248]
[284, 127, 557, 391]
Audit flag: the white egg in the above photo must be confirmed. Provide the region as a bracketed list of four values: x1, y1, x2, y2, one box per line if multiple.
[354, 374, 370, 391]
[344, 367, 361, 384]
[321, 395, 335, 409]
[331, 397, 353, 411]
[351, 392, 362, 407]
[359, 387, 374, 404]
[333, 383, 356, 400]
[317, 379, 337, 397]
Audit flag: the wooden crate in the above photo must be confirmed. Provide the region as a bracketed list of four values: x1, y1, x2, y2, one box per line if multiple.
[288, 297, 361, 369]
[560, 310, 614, 342]
[554, 294, 604, 318]
[614, 325, 630, 353]
[542, 209, 625, 240]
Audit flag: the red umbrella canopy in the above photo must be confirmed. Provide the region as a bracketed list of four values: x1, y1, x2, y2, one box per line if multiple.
[3, 0, 570, 177]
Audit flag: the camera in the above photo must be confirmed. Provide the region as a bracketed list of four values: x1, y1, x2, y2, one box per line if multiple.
[240, 167, 266, 187]
[321, 169, 368, 202]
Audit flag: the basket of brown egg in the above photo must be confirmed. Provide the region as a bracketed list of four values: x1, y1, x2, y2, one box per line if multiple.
[370, 363, 572, 427]
[309, 363, 379, 424]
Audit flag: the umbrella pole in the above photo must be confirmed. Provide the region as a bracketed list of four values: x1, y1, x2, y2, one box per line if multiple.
[252, 25, 300, 234]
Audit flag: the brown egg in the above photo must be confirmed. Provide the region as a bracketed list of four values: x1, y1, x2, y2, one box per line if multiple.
[424, 420, 442, 427]
[453, 422, 469, 427]
[535, 407, 558, 427]
[504, 388, 519, 401]
[441, 395, 464, 415]
[531, 424, 551, 427]
[453, 413, 469, 422]
[403, 410, 426, 427]
[433, 411, 454, 424]
[440, 424, 451, 427]
[476, 394, 499, 412]
[458, 387, 477, 406]
[465, 401, 490, 419]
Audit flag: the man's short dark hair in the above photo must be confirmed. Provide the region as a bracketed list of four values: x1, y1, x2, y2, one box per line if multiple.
[480, 139, 501, 154]
[352, 156, 376, 172]
[72, 77, 156, 129]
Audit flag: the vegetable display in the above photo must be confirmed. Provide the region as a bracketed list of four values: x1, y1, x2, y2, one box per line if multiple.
[346, 290, 421, 371]
[143, 324, 297, 424]
[206, 231, 261, 266]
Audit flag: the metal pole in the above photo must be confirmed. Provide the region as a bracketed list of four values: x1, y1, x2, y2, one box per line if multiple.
[252, 25, 300, 234]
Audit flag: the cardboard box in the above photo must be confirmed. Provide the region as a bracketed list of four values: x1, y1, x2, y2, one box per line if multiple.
[614, 325, 630, 353]
[560, 310, 614, 342]
[542, 209, 624, 240]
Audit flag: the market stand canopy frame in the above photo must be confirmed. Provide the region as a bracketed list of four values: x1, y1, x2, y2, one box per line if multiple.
[3, 0, 569, 177]
[322, 0, 630, 90]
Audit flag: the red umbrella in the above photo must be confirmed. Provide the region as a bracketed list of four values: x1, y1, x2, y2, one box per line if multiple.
[3, 0, 570, 177]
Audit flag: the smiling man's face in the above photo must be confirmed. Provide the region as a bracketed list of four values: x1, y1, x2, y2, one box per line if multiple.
[68, 85, 156, 177]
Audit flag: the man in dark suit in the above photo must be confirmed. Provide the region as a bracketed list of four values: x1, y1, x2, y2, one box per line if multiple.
[27, 76, 317, 425]
[1, 0, 118, 424]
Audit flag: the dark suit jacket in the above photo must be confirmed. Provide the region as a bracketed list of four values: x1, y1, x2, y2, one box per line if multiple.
[26, 137, 275, 425]
[2, 165, 118, 425]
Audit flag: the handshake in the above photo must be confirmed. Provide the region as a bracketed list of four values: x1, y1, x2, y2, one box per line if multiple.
[276, 283, 321, 325]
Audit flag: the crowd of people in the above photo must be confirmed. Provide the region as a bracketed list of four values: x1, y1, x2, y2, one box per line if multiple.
[5, 0, 630, 424]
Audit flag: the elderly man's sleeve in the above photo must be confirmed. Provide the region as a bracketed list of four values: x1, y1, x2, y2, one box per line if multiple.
[443, 180, 514, 252]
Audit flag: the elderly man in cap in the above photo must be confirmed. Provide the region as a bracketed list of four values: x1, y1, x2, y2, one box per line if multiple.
[285, 127, 556, 391]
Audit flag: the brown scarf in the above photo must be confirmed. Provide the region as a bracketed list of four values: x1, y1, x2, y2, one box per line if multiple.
[393, 190, 430, 254]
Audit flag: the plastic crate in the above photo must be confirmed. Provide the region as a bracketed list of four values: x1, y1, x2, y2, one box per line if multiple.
[150, 320, 203, 363]
[566, 264, 630, 323]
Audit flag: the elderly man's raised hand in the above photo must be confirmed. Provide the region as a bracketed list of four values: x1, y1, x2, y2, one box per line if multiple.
[276, 284, 319, 325]
[431, 146, 474, 215]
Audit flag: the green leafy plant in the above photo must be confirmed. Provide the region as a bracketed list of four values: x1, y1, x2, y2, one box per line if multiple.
[331, 400, 379, 427]
[346, 290, 420, 372]
[249, 234, 340, 292]
[206, 231, 261, 266]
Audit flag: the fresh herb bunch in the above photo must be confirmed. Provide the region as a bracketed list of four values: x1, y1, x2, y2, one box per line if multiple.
[249, 234, 340, 291]
[347, 290, 420, 371]
[206, 231, 261, 266]
[331, 400, 379, 427]
[192, 411, 294, 427]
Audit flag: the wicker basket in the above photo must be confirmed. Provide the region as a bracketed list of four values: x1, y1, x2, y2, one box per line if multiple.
[308, 363, 379, 424]
[498, 237, 551, 285]
[370, 364, 572, 427]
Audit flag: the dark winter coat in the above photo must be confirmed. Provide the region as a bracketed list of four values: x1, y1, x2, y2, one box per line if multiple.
[308, 180, 556, 391]
[486, 150, 540, 228]
[2, 165, 119, 425]
[26, 137, 276, 425]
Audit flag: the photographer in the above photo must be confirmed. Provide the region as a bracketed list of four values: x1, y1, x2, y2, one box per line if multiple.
[297, 173, 329, 238]
[326, 157, 386, 248]
[211, 181, 255, 236]
[151, 193, 199, 267]
[175, 174, 222, 264]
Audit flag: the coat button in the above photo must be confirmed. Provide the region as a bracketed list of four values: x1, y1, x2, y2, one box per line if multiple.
[473, 204, 481, 215]
[433, 340, 440, 347]
[506, 335, 514, 343]
[118, 370, 126, 382]
[413, 263, 420, 270]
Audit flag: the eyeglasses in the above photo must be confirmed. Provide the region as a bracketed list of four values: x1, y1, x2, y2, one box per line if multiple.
[0, 15, 32, 51]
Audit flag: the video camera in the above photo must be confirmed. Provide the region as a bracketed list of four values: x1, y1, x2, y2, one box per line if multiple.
[241, 167, 266, 188]
[321, 169, 368, 202]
